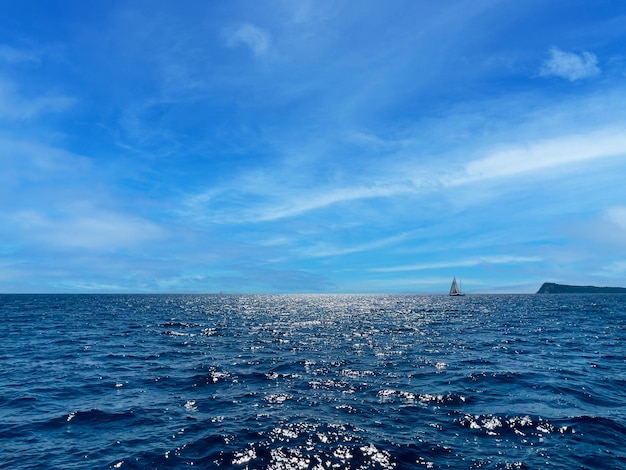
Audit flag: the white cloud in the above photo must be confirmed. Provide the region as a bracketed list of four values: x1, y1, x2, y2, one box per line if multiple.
[224, 23, 271, 58]
[457, 128, 626, 183]
[540, 47, 600, 81]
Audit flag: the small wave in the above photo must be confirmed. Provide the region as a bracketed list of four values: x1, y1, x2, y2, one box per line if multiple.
[265, 371, 301, 380]
[465, 371, 524, 384]
[200, 327, 221, 336]
[159, 321, 198, 328]
[378, 389, 467, 406]
[309, 379, 354, 392]
[4, 396, 38, 408]
[564, 415, 626, 441]
[190, 369, 231, 386]
[60, 409, 136, 427]
[461, 357, 496, 365]
[341, 368, 376, 378]
[457, 413, 575, 437]
[263, 394, 292, 404]
[203, 423, 398, 470]
[336, 403, 358, 414]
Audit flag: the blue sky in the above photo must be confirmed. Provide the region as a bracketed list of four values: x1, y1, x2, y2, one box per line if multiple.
[1, 0, 626, 293]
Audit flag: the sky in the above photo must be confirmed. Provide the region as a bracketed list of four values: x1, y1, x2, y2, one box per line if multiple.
[1, 0, 626, 294]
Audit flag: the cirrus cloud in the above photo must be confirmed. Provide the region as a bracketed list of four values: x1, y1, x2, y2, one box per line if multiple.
[224, 23, 271, 58]
[11, 209, 167, 251]
[0, 44, 41, 64]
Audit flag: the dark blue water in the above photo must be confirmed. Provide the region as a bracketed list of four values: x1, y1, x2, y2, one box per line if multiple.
[1, 294, 625, 469]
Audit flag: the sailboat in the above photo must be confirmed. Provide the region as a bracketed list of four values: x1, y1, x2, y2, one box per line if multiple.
[449, 277, 465, 296]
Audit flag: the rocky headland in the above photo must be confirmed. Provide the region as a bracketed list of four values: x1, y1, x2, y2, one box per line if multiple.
[536, 282, 626, 294]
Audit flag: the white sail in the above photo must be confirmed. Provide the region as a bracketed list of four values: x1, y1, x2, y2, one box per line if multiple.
[449, 277, 459, 295]
[449, 277, 465, 296]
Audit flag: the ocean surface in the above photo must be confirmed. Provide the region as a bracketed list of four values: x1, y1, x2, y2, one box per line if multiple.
[2, 294, 625, 469]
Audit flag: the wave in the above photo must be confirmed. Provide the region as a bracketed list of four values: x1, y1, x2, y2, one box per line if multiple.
[457, 413, 575, 437]
[60, 409, 137, 427]
[3, 408, 141, 439]
[564, 415, 626, 441]
[113, 422, 398, 470]
[378, 389, 468, 406]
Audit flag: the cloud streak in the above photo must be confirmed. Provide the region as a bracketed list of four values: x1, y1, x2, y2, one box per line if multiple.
[249, 182, 415, 222]
[301, 231, 416, 259]
[11, 209, 166, 251]
[0, 76, 75, 120]
[370, 256, 543, 273]
[0, 44, 41, 64]
[458, 128, 626, 184]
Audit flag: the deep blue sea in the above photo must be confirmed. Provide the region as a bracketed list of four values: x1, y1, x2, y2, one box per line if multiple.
[2, 294, 625, 469]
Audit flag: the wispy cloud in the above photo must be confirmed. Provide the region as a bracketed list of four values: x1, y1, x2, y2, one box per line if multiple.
[0, 43, 73, 120]
[457, 128, 626, 184]
[585, 205, 626, 250]
[183, 121, 626, 226]
[594, 260, 626, 278]
[0, 76, 74, 120]
[12, 208, 167, 251]
[370, 256, 542, 273]
[606, 206, 626, 231]
[0, 135, 166, 253]
[540, 47, 600, 81]
[182, 178, 418, 225]
[0, 44, 41, 64]
[250, 183, 415, 222]
[0, 141, 91, 224]
[302, 231, 416, 258]
[0, 138, 91, 185]
[224, 23, 271, 58]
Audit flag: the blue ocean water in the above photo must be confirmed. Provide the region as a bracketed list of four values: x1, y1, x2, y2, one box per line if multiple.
[1, 294, 625, 469]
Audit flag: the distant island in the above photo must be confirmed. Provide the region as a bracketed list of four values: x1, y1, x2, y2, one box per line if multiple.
[536, 282, 626, 294]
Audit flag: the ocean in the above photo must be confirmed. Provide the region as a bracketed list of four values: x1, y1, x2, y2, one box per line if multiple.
[1, 294, 625, 469]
